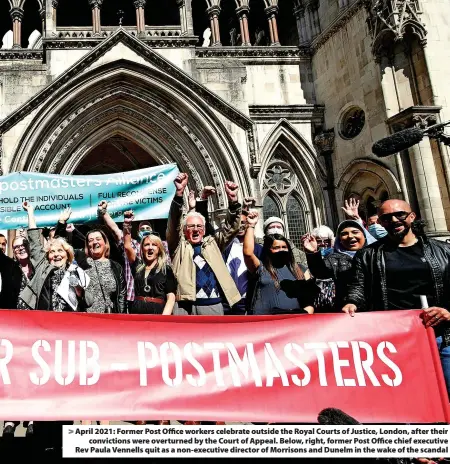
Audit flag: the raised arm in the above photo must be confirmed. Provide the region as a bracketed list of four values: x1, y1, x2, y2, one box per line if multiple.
[301, 233, 333, 279]
[214, 181, 242, 251]
[22, 202, 45, 266]
[98, 201, 122, 243]
[243, 211, 260, 274]
[166, 173, 189, 256]
[195, 186, 216, 237]
[122, 210, 137, 264]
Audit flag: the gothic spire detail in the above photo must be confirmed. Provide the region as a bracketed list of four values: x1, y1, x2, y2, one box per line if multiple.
[365, 0, 427, 58]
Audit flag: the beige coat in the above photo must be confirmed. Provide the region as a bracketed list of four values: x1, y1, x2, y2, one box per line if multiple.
[166, 196, 242, 307]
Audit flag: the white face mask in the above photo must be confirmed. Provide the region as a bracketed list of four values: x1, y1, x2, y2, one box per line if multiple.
[266, 226, 284, 235]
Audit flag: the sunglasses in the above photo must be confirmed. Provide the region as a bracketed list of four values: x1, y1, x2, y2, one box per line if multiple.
[379, 211, 412, 223]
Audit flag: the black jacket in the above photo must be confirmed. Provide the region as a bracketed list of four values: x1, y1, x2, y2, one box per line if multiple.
[346, 236, 450, 313]
[0, 252, 22, 309]
[306, 251, 353, 312]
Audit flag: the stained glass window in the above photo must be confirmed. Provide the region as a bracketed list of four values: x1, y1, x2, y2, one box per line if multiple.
[286, 195, 306, 248]
[263, 195, 280, 221]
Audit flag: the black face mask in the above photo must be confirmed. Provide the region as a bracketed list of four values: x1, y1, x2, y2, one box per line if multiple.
[270, 250, 290, 268]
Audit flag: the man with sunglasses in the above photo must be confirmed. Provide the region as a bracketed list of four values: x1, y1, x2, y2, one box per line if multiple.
[343, 199, 450, 396]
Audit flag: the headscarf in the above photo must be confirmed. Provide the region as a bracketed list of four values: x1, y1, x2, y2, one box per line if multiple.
[334, 220, 377, 258]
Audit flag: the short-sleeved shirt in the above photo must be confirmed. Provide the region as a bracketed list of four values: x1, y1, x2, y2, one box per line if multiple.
[130, 261, 177, 314]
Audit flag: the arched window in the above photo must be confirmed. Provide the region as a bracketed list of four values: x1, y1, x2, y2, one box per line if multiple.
[286, 195, 306, 248]
[22, 0, 42, 48]
[263, 195, 280, 221]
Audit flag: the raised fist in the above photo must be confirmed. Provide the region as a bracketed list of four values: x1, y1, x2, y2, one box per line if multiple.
[243, 197, 256, 211]
[174, 173, 189, 197]
[201, 186, 216, 200]
[225, 181, 239, 203]
[246, 210, 259, 227]
[123, 210, 135, 224]
[22, 201, 33, 212]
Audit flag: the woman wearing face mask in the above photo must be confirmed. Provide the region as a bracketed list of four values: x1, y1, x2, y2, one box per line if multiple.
[243, 211, 314, 315]
[123, 211, 176, 315]
[302, 220, 377, 312]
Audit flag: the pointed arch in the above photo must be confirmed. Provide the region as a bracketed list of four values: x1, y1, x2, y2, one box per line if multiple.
[9, 59, 253, 209]
[337, 158, 402, 200]
[259, 119, 326, 227]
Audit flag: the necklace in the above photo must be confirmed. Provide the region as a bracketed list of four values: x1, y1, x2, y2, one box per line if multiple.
[144, 262, 156, 293]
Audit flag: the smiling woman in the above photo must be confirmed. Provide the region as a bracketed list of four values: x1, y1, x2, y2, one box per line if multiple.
[18, 202, 91, 313]
[122, 210, 177, 317]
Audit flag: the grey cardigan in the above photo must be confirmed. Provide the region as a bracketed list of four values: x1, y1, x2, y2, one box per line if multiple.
[19, 228, 92, 310]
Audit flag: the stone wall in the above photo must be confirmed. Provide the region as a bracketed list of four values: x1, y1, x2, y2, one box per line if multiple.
[0, 61, 48, 120]
[311, 5, 400, 218]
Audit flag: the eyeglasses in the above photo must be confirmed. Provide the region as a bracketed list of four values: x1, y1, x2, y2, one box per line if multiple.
[379, 211, 412, 223]
[186, 224, 204, 230]
[13, 245, 26, 251]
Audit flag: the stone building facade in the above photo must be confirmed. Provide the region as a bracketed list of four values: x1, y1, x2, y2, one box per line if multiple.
[0, 0, 450, 244]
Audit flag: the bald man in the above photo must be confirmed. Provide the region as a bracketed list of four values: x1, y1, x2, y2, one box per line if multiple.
[343, 199, 450, 396]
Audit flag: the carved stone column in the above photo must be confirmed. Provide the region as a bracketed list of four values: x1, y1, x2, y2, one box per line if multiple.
[293, 3, 307, 44]
[206, 4, 221, 46]
[176, 0, 194, 36]
[10, 8, 24, 49]
[236, 5, 251, 46]
[39, 6, 45, 33]
[89, 0, 103, 36]
[387, 106, 448, 235]
[133, 0, 146, 37]
[48, 0, 58, 33]
[265, 5, 280, 46]
[315, 130, 339, 229]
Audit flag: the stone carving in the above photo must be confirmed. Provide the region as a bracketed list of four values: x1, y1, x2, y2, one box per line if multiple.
[264, 162, 295, 193]
[314, 129, 335, 154]
[27, 30, 42, 49]
[32, 88, 228, 207]
[133, 0, 147, 8]
[255, 28, 266, 46]
[202, 28, 211, 47]
[412, 113, 438, 130]
[1, 31, 13, 50]
[0, 49, 42, 59]
[230, 27, 237, 46]
[196, 46, 309, 61]
[88, 0, 104, 8]
[0, 30, 253, 135]
[249, 104, 325, 122]
[366, 0, 427, 57]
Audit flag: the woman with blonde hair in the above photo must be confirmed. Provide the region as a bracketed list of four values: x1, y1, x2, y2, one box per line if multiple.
[123, 210, 176, 315]
[20, 202, 90, 312]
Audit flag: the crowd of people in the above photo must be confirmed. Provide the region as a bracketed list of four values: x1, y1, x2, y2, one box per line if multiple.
[0, 172, 450, 446]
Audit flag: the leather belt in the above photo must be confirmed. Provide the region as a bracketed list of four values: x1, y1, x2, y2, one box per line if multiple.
[135, 296, 165, 304]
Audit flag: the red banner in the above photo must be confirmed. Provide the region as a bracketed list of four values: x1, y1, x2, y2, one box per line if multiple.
[0, 309, 448, 423]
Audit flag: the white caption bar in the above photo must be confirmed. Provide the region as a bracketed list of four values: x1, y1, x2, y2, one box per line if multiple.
[63, 425, 450, 458]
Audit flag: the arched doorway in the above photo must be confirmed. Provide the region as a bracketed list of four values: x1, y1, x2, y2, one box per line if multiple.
[10, 59, 253, 216]
[73, 136, 158, 175]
